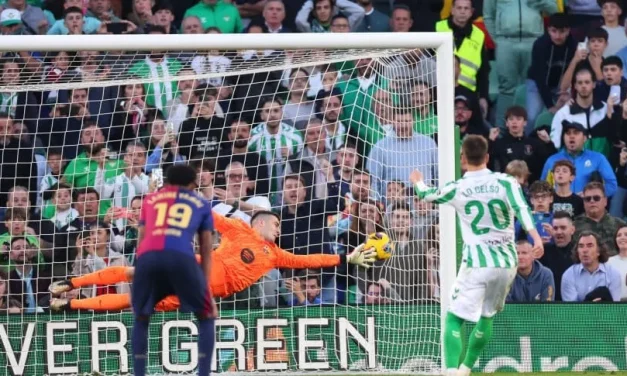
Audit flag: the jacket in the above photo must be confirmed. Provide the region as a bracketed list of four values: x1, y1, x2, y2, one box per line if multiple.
[483, 0, 558, 39]
[540, 241, 575, 301]
[507, 260, 555, 302]
[183, 0, 243, 33]
[489, 131, 557, 182]
[550, 101, 612, 156]
[527, 33, 577, 108]
[295, 0, 365, 32]
[541, 149, 618, 197]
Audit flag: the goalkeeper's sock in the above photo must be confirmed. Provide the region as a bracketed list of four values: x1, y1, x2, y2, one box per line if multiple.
[462, 316, 494, 369]
[71, 266, 130, 287]
[444, 312, 465, 370]
[197, 318, 216, 376]
[132, 318, 150, 376]
[70, 294, 131, 311]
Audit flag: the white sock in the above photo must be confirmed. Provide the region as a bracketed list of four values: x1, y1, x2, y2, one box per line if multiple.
[446, 368, 458, 376]
[458, 364, 471, 376]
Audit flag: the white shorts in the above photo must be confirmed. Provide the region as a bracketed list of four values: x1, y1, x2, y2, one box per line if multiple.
[448, 266, 517, 323]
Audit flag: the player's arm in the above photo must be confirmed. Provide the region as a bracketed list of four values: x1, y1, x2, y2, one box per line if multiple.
[211, 210, 248, 235]
[273, 244, 376, 269]
[410, 170, 458, 204]
[499, 176, 544, 258]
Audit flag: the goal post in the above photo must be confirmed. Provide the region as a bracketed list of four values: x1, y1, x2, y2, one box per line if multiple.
[0, 32, 456, 375]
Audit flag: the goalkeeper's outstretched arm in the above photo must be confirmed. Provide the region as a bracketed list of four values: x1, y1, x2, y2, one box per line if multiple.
[274, 244, 377, 270]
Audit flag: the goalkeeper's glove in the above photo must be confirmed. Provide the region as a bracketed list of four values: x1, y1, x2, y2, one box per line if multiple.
[345, 244, 377, 269]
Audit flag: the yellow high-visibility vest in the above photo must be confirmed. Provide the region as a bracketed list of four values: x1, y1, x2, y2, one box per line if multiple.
[436, 19, 485, 92]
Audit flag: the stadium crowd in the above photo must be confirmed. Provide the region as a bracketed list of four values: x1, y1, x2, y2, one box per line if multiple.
[0, 0, 627, 314]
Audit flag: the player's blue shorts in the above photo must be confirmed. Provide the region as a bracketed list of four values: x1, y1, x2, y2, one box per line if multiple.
[132, 250, 211, 317]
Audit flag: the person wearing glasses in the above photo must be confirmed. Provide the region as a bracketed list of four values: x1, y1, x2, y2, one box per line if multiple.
[574, 182, 626, 256]
[541, 121, 617, 199]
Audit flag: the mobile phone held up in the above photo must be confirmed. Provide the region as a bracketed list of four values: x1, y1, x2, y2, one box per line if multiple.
[106, 22, 127, 34]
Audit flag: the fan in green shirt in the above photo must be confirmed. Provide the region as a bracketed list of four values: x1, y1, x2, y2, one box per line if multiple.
[0, 208, 44, 273]
[184, 0, 243, 33]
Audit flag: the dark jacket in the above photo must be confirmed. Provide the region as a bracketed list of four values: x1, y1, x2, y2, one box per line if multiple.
[527, 33, 577, 108]
[7, 266, 51, 310]
[214, 146, 270, 195]
[594, 77, 627, 103]
[178, 114, 227, 160]
[507, 260, 556, 302]
[539, 241, 575, 301]
[0, 137, 38, 207]
[489, 131, 557, 182]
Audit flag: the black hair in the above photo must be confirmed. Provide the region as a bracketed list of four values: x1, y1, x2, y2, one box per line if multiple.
[547, 13, 570, 29]
[602, 55, 623, 70]
[63, 6, 83, 18]
[250, 210, 280, 226]
[165, 165, 197, 187]
[587, 27, 609, 42]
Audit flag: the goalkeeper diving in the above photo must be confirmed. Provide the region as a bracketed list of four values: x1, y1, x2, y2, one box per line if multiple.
[49, 210, 376, 312]
[411, 135, 543, 376]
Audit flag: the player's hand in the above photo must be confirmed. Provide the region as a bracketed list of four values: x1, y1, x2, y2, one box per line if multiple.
[531, 242, 544, 259]
[347, 244, 377, 269]
[409, 170, 424, 186]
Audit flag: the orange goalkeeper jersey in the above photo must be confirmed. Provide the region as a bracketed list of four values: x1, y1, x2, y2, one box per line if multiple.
[207, 213, 342, 297]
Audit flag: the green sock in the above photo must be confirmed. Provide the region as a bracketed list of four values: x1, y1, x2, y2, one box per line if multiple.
[459, 323, 467, 366]
[444, 312, 465, 369]
[462, 316, 494, 369]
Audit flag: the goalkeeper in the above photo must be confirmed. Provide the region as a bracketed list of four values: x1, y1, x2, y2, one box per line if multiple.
[411, 135, 543, 376]
[49, 210, 376, 311]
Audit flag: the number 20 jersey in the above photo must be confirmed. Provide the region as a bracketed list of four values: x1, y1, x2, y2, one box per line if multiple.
[138, 186, 213, 257]
[416, 169, 535, 268]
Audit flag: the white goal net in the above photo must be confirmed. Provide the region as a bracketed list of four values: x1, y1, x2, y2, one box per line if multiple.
[0, 33, 455, 375]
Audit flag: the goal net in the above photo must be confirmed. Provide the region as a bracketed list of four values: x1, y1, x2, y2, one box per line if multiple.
[0, 33, 455, 376]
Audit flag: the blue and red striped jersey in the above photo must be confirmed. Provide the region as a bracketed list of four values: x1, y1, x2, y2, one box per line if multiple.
[138, 186, 213, 257]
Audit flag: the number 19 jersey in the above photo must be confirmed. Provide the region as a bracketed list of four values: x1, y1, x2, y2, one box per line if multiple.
[138, 186, 213, 257]
[414, 169, 535, 268]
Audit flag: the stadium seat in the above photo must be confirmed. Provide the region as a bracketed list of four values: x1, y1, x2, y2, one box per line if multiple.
[534, 110, 555, 129]
[513, 84, 527, 107]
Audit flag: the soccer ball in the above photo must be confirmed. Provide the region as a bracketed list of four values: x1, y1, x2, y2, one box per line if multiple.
[364, 232, 392, 260]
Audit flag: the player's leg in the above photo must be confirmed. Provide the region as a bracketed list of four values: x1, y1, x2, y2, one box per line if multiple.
[459, 268, 516, 376]
[444, 267, 483, 376]
[49, 266, 134, 295]
[50, 293, 131, 311]
[168, 255, 215, 376]
[131, 253, 171, 376]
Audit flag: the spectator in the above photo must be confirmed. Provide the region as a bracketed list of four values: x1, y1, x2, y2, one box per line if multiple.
[367, 107, 438, 199]
[0, 269, 21, 313]
[190, 33, 232, 88]
[330, 143, 359, 198]
[454, 56, 483, 132]
[454, 95, 488, 140]
[0, 114, 38, 208]
[71, 224, 130, 297]
[7, 236, 50, 313]
[285, 273, 322, 306]
[127, 26, 183, 113]
[505, 160, 531, 197]
[282, 68, 316, 126]
[412, 81, 438, 136]
[39, 148, 64, 211]
[484, 0, 558, 124]
[517, 180, 554, 243]
[86, 0, 121, 23]
[178, 84, 227, 160]
[567, 0, 603, 30]
[561, 28, 609, 93]
[248, 97, 304, 195]
[574, 181, 626, 255]
[261, 0, 288, 33]
[99, 142, 149, 231]
[552, 67, 613, 155]
[389, 4, 412, 33]
[126, 0, 153, 28]
[163, 69, 199, 131]
[48, 5, 97, 35]
[233, 0, 267, 29]
[540, 211, 576, 301]
[183, 0, 242, 33]
[542, 121, 617, 197]
[561, 230, 621, 302]
[295, 0, 364, 33]
[526, 13, 576, 131]
[595, 56, 627, 104]
[488, 106, 556, 182]
[507, 240, 555, 302]
[316, 88, 347, 151]
[610, 138, 627, 219]
[0, 207, 44, 271]
[3, 0, 48, 35]
[149, 1, 177, 34]
[329, 13, 350, 32]
[608, 224, 627, 300]
[600, 0, 627, 57]
[364, 281, 397, 304]
[194, 160, 216, 201]
[551, 160, 585, 217]
[354, 0, 389, 33]
[327, 167, 373, 239]
[143, 110, 185, 174]
[181, 15, 203, 33]
[44, 183, 79, 229]
[436, 0, 489, 118]
[212, 161, 271, 223]
[0, 9, 22, 35]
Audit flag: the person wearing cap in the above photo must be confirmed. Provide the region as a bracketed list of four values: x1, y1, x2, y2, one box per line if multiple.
[0, 8, 22, 34]
[454, 95, 488, 141]
[2, 0, 47, 34]
[541, 120, 617, 198]
[599, 0, 627, 57]
[551, 66, 613, 156]
[484, 0, 559, 125]
[526, 13, 576, 132]
[184, 0, 243, 33]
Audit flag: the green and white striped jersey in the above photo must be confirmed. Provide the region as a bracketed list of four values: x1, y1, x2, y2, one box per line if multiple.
[414, 169, 535, 268]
